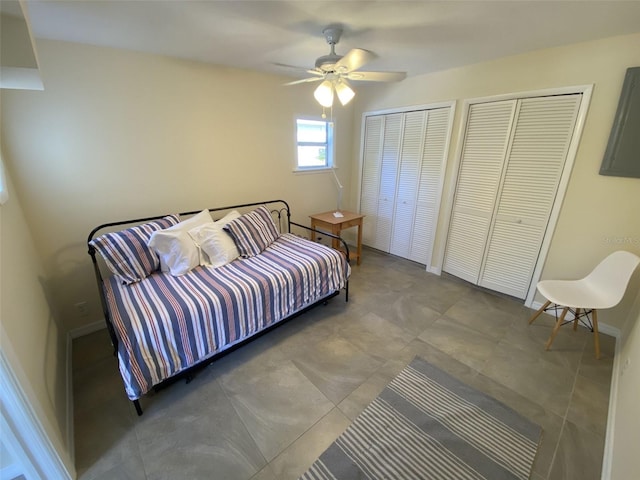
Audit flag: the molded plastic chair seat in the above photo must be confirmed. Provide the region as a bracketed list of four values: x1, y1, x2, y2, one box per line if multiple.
[528, 251, 640, 359]
[537, 279, 621, 310]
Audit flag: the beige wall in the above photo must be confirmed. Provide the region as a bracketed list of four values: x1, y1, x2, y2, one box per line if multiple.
[0, 162, 74, 475]
[351, 32, 640, 329]
[1, 40, 354, 332]
[1, 29, 639, 478]
[608, 282, 640, 479]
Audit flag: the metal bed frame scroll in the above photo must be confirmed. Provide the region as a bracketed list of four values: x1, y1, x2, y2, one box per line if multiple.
[87, 199, 350, 416]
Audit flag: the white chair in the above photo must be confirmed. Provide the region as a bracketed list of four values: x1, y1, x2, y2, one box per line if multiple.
[528, 250, 640, 359]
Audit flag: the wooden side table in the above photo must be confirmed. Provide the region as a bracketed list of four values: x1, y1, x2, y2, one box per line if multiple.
[309, 210, 364, 265]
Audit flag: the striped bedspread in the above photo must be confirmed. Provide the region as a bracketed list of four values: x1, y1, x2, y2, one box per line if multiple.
[105, 233, 350, 400]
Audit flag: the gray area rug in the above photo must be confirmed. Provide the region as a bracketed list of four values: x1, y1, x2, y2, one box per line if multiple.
[300, 357, 542, 480]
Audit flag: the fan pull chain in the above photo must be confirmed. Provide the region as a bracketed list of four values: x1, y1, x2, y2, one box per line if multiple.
[320, 105, 334, 121]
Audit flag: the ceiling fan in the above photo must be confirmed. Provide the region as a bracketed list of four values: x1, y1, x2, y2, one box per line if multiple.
[280, 25, 407, 107]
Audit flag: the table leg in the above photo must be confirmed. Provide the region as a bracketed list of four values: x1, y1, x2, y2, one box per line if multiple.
[356, 221, 362, 265]
[310, 220, 317, 242]
[331, 225, 340, 250]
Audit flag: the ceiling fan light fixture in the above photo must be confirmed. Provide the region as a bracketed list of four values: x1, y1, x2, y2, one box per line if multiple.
[335, 79, 355, 106]
[314, 80, 334, 107]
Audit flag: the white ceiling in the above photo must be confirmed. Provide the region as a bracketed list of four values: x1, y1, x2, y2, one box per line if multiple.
[20, 0, 640, 79]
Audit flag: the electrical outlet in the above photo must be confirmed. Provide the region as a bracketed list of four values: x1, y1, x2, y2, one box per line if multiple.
[621, 357, 631, 376]
[74, 301, 89, 317]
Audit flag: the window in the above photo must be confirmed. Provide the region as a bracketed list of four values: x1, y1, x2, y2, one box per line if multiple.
[295, 118, 334, 170]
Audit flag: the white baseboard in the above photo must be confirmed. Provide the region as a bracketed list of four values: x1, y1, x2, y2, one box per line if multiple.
[529, 301, 621, 338]
[427, 266, 441, 275]
[528, 300, 621, 479]
[601, 335, 621, 480]
[65, 319, 107, 460]
[65, 334, 75, 465]
[68, 319, 105, 339]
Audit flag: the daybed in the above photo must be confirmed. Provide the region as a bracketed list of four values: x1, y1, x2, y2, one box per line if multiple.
[87, 200, 350, 415]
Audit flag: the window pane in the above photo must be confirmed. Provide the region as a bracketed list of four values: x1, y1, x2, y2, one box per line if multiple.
[297, 120, 327, 143]
[297, 146, 328, 167]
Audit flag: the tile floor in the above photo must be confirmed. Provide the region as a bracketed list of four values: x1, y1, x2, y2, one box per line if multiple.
[72, 248, 615, 480]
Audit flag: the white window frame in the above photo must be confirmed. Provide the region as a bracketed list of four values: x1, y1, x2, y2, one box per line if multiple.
[293, 117, 335, 173]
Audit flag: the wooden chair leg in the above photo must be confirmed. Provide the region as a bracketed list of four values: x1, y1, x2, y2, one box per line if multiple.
[572, 308, 581, 331]
[529, 300, 551, 325]
[592, 309, 601, 360]
[545, 307, 569, 351]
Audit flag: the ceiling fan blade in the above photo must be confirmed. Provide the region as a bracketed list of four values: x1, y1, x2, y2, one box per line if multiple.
[283, 77, 324, 86]
[273, 63, 323, 76]
[345, 70, 407, 82]
[335, 48, 377, 73]
[273, 62, 308, 71]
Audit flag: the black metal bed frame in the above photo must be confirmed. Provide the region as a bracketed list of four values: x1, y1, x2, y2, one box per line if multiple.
[87, 199, 350, 415]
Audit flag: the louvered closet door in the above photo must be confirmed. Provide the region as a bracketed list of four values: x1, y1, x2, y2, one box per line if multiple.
[390, 111, 427, 258]
[373, 113, 403, 252]
[479, 94, 581, 298]
[410, 107, 450, 264]
[360, 115, 384, 246]
[443, 101, 517, 283]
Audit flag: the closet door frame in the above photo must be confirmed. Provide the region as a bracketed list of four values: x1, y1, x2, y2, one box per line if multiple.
[436, 85, 593, 307]
[356, 101, 456, 270]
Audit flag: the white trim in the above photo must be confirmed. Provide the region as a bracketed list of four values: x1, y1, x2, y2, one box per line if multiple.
[355, 100, 457, 266]
[293, 116, 335, 171]
[354, 111, 368, 214]
[67, 308, 104, 466]
[66, 320, 108, 459]
[361, 101, 457, 117]
[427, 266, 442, 275]
[292, 167, 333, 174]
[65, 335, 75, 463]
[0, 414, 38, 480]
[528, 300, 621, 338]
[68, 318, 105, 339]
[433, 85, 594, 305]
[0, 152, 9, 205]
[524, 85, 593, 307]
[458, 84, 594, 106]
[0, 460, 25, 480]
[594, 321, 620, 339]
[0, 350, 73, 480]
[601, 333, 621, 480]
[426, 101, 456, 271]
[435, 99, 471, 272]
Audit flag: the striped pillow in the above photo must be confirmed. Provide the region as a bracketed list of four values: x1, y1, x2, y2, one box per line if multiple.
[223, 206, 280, 258]
[90, 215, 180, 284]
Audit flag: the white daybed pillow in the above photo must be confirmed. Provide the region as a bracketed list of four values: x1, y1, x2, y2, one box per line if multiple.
[148, 209, 214, 276]
[188, 210, 241, 269]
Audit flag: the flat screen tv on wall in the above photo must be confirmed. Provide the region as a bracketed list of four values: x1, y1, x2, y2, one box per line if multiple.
[600, 67, 640, 178]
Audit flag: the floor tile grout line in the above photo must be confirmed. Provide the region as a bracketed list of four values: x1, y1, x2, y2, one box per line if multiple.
[546, 417, 567, 480]
[215, 368, 288, 470]
[218, 350, 353, 467]
[72, 250, 614, 480]
[545, 336, 584, 480]
[269, 405, 348, 477]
